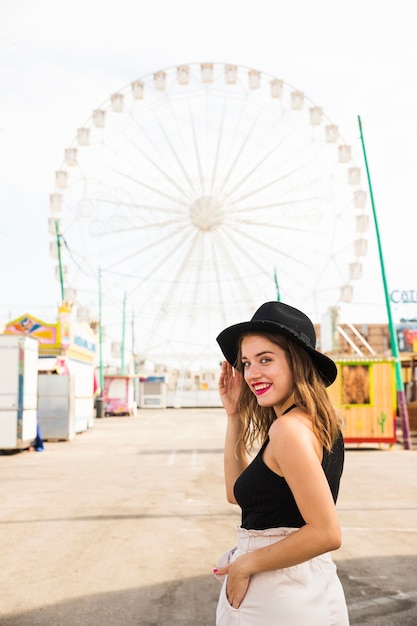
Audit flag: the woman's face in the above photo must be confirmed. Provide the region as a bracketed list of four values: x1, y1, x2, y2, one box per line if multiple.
[240, 334, 294, 412]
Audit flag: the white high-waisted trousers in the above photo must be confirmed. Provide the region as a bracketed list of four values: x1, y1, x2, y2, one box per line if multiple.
[216, 527, 350, 626]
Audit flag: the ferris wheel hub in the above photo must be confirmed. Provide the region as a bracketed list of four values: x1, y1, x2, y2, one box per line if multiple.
[189, 195, 224, 232]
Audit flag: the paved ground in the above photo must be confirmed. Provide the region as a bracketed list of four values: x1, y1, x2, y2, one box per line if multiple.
[0, 408, 416, 625]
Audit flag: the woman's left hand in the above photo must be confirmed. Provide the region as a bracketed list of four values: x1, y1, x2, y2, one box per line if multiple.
[215, 556, 251, 609]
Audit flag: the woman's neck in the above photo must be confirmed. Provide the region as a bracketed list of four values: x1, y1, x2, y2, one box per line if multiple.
[274, 397, 296, 419]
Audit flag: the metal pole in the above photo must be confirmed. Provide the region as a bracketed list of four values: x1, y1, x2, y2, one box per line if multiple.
[274, 267, 281, 302]
[358, 115, 411, 449]
[54, 220, 65, 302]
[131, 307, 136, 374]
[121, 291, 127, 375]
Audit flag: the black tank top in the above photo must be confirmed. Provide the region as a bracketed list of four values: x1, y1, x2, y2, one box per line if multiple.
[233, 406, 345, 530]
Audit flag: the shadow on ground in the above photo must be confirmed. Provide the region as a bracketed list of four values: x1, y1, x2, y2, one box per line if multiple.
[338, 554, 417, 626]
[1, 556, 416, 626]
[0, 574, 220, 626]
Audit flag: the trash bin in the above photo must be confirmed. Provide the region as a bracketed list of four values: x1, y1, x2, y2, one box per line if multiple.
[95, 397, 104, 418]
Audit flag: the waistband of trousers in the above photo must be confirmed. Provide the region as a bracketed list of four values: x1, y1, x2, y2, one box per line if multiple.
[236, 526, 299, 551]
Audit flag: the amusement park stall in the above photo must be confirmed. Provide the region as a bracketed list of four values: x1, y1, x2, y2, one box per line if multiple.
[328, 357, 397, 446]
[103, 374, 139, 416]
[4, 304, 97, 439]
[395, 322, 417, 432]
[138, 376, 166, 409]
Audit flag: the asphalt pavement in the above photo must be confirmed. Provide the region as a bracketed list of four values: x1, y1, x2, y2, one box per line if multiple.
[0, 408, 416, 625]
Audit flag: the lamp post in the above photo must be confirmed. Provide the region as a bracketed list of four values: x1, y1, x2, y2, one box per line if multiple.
[98, 267, 104, 397]
[358, 115, 411, 449]
[121, 291, 127, 375]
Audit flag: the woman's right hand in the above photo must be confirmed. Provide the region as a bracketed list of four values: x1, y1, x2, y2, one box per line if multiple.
[218, 360, 243, 416]
[219, 361, 247, 502]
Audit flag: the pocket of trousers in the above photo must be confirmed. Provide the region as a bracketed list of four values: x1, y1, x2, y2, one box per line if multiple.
[214, 546, 237, 582]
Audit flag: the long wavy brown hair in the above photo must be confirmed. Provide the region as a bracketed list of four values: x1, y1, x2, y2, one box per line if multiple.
[235, 332, 341, 453]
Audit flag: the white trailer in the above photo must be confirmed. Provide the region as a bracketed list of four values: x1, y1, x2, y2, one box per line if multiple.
[0, 335, 38, 450]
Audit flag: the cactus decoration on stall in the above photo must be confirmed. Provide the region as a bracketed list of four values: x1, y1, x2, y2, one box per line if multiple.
[377, 411, 387, 434]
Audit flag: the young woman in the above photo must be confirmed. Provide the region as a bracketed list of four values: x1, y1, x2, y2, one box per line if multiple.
[214, 301, 349, 626]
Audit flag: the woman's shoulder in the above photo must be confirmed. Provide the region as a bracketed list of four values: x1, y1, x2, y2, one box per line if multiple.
[269, 408, 322, 459]
[269, 408, 314, 443]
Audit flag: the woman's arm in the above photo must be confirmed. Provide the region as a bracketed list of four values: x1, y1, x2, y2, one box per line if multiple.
[218, 361, 248, 503]
[220, 414, 342, 607]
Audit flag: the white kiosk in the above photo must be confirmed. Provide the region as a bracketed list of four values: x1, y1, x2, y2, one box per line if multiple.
[0, 335, 38, 450]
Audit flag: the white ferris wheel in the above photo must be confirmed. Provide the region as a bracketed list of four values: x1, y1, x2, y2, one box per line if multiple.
[49, 62, 369, 369]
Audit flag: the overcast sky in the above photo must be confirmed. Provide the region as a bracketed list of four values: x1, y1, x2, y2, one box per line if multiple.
[1, 0, 416, 329]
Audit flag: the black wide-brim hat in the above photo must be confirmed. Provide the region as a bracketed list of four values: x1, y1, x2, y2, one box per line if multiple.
[216, 301, 337, 387]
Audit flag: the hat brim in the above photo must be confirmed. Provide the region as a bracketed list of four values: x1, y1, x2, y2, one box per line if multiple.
[216, 320, 337, 387]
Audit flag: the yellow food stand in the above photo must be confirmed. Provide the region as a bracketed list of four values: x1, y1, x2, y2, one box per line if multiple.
[328, 357, 397, 445]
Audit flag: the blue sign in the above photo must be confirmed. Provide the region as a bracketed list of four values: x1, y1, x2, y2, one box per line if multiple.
[391, 290, 417, 304]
